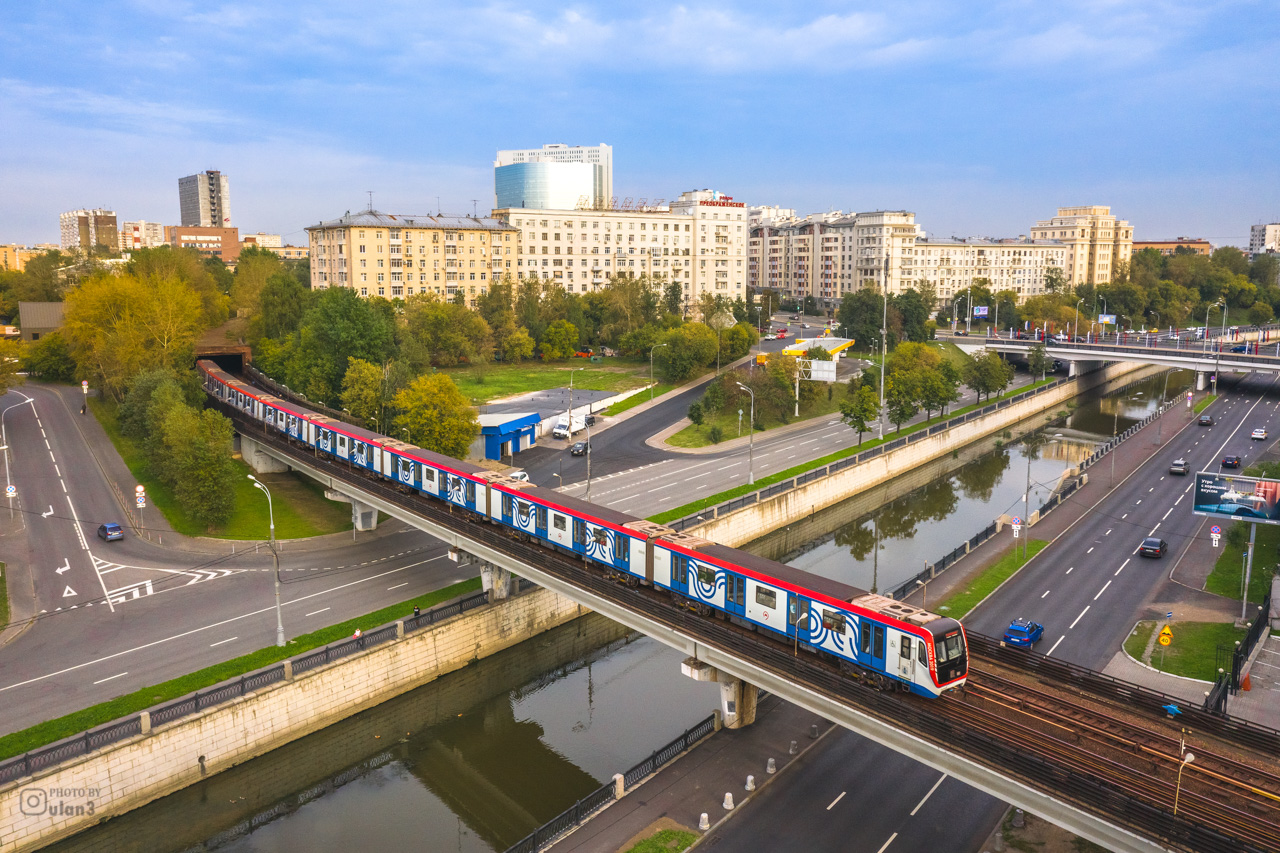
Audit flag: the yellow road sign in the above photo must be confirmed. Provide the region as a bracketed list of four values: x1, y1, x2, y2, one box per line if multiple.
[1158, 626, 1173, 646]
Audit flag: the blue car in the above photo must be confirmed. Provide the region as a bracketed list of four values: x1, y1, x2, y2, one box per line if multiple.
[1003, 618, 1044, 647]
[97, 522, 124, 541]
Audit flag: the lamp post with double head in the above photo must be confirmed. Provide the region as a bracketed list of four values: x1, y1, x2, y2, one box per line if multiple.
[248, 475, 285, 647]
[736, 382, 755, 485]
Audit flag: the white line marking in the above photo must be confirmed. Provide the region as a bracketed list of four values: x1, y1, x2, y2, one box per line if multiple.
[1094, 581, 1111, 600]
[1066, 566, 1074, 575]
[1136, 499, 1142, 505]
[1115, 558, 1130, 576]
[210, 637, 238, 647]
[1047, 636, 1065, 656]
[305, 608, 331, 617]
[827, 791, 846, 810]
[1121, 513, 1127, 519]
[1069, 606, 1090, 629]
[1041, 590, 1050, 598]
[1105, 529, 1111, 535]
[911, 774, 947, 815]
[1162, 508, 1173, 520]
[1175, 494, 1184, 505]
[1086, 547, 1094, 554]
[388, 582, 408, 591]
[1151, 523, 1160, 533]
[93, 672, 128, 685]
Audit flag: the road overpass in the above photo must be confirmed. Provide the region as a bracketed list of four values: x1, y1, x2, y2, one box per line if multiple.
[212, 398, 1276, 853]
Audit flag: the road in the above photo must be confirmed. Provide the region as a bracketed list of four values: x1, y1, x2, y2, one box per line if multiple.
[0, 384, 467, 736]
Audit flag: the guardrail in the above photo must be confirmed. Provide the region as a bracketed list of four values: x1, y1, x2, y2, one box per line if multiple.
[504, 712, 718, 853]
[666, 375, 1073, 532]
[0, 588, 498, 787]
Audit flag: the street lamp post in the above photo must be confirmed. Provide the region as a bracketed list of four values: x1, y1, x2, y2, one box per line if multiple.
[952, 295, 968, 333]
[1075, 298, 1084, 340]
[1173, 752, 1196, 816]
[247, 475, 285, 648]
[916, 579, 926, 609]
[567, 367, 585, 443]
[879, 257, 889, 439]
[1, 397, 32, 520]
[649, 343, 668, 402]
[737, 382, 755, 485]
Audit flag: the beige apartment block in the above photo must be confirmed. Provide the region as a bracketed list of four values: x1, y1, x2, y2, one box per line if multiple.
[1029, 206, 1132, 286]
[119, 220, 166, 251]
[306, 210, 519, 306]
[914, 237, 1067, 303]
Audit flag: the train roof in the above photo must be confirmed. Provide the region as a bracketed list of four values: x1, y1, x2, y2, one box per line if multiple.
[699, 543, 867, 602]
[516, 484, 642, 529]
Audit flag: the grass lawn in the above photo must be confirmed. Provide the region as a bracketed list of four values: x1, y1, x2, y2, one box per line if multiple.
[1124, 621, 1157, 661]
[0, 578, 482, 761]
[604, 383, 674, 416]
[1205, 521, 1278, 605]
[0, 562, 8, 629]
[90, 398, 354, 540]
[648, 376, 1060, 525]
[442, 359, 650, 406]
[668, 382, 851, 448]
[624, 829, 697, 853]
[1126, 620, 1247, 680]
[934, 540, 1048, 618]
[1194, 394, 1217, 414]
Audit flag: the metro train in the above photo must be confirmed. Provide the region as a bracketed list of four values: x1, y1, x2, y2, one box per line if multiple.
[198, 360, 968, 698]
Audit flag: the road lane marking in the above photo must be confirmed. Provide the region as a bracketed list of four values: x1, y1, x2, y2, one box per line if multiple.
[1047, 636, 1065, 656]
[875, 834, 898, 853]
[1151, 523, 1160, 533]
[1149, 487, 1154, 492]
[1069, 606, 1090, 629]
[210, 637, 238, 647]
[1175, 494, 1184, 505]
[911, 774, 948, 815]
[1163, 508, 1173, 520]
[306, 608, 331, 617]
[1105, 529, 1111, 535]
[388, 582, 408, 591]
[93, 672, 128, 685]
[1086, 547, 1094, 553]
[1115, 558, 1130, 576]
[1041, 590, 1050, 598]
[827, 791, 846, 810]
[1094, 581, 1111, 600]
[1121, 513, 1127, 519]
[1136, 499, 1142, 505]
[1066, 566, 1074, 574]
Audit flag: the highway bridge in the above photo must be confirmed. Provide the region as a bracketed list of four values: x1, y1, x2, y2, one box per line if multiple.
[209, 391, 1280, 853]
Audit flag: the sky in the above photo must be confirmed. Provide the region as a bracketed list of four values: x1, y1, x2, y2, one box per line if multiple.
[2, 1, 1278, 248]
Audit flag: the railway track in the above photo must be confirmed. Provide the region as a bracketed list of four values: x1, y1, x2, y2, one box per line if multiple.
[216, 400, 1280, 852]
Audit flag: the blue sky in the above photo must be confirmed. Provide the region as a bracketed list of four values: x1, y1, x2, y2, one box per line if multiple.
[3, 1, 1277, 248]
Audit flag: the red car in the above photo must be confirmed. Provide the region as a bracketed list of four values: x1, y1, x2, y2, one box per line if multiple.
[775, 330, 787, 339]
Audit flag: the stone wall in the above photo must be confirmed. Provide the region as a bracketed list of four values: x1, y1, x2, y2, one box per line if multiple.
[0, 588, 585, 853]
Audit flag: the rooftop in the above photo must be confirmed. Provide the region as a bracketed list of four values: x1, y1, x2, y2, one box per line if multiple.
[307, 209, 517, 232]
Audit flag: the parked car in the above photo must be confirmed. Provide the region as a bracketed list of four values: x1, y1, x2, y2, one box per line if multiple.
[1169, 459, 1189, 475]
[1221, 454, 1242, 468]
[775, 330, 787, 340]
[1138, 537, 1168, 558]
[1003, 618, 1044, 647]
[97, 522, 124, 541]
[1252, 428, 1268, 440]
[1198, 414, 1214, 426]
[570, 440, 590, 456]
[585, 414, 596, 426]
[508, 470, 529, 482]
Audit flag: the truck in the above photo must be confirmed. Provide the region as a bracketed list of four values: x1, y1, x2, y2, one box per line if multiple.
[551, 414, 586, 439]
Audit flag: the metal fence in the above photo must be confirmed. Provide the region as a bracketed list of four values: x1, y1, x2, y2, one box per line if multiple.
[667, 376, 1072, 532]
[0, 589, 493, 787]
[505, 713, 717, 853]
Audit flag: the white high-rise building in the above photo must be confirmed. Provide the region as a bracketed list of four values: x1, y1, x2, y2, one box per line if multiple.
[179, 170, 232, 227]
[119, 220, 166, 251]
[494, 144, 612, 210]
[59, 209, 118, 252]
[1250, 223, 1280, 255]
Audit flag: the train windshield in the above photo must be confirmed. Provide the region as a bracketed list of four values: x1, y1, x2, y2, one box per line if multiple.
[935, 631, 965, 664]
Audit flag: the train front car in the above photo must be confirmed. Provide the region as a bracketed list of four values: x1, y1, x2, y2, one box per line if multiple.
[925, 618, 968, 693]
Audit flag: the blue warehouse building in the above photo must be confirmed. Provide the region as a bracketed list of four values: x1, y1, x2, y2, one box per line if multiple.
[477, 412, 540, 461]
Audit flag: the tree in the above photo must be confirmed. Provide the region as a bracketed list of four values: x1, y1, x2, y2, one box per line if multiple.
[836, 289, 885, 353]
[687, 401, 704, 426]
[230, 245, 283, 323]
[340, 359, 386, 431]
[1248, 300, 1275, 326]
[1026, 344, 1051, 380]
[500, 324, 535, 363]
[284, 288, 396, 402]
[1044, 267, 1067, 293]
[840, 385, 879, 446]
[540, 319, 579, 360]
[885, 372, 919, 432]
[654, 322, 717, 381]
[916, 368, 958, 421]
[161, 404, 237, 529]
[894, 289, 930, 342]
[664, 280, 685, 318]
[22, 332, 74, 382]
[721, 322, 759, 361]
[401, 293, 493, 368]
[254, 273, 311, 342]
[392, 374, 479, 459]
[0, 338, 25, 395]
[963, 351, 1015, 402]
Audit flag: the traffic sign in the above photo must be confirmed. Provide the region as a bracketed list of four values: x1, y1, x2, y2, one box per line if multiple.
[1012, 516, 1022, 525]
[1158, 626, 1173, 646]
[136, 498, 146, 508]
[4, 485, 13, 497]
[1167, 611, 1174, 619]
[1211, 525, 1221, 535]
[135, 485, 145, 494]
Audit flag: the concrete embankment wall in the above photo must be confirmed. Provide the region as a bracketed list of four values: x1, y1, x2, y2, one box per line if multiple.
[0, 588, 585, 853]
[693, 362, 1157, 549]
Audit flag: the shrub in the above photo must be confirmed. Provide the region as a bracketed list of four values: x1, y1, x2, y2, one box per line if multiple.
[688, 401, 704, 426]
[708, 425, 724, 444]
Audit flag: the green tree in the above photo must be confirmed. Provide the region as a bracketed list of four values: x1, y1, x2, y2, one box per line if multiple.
[230, 245, 283, 324]
[500, 324, 535, 362]
[916, 368, 958, 421]
[963, 351, 1015, 402]
[687, 400, 704, 426]
[540, 319, 580, 360]
[392, 374, 479, 459]
[1248, 301, 1274, 326]
[836, 289, 885, 353]
[401, 293, 493, 368]
[885, 371, 919, 432]
[340, 359, 386, 431]
[1027, 344, 1051, 379]
[254, 273, 311, 342]
[664, 280, 685, 318]
[284, 288, 396, 402]
[894, 289, 930, 342]
[22, 332, 75, 382]
[161, 404, 237, 529]
[840, 384, 879, 445]
[1044, 267, 1067, 293]
[654, 322, 717, 381]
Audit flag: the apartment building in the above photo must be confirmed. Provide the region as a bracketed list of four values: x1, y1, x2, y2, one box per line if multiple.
[164, 226, 241, 263]
[1250, 224, 1280, 255]
[914, 237, 1067, 302]
[495, 144, 612, 209]
[59, 209, 118, 253]
[306, 211, 518, 306]
[1132, 238, 1212, 256]
[493, 189, 747, 305]
[0, 245, 46, 271]
[1029, 206, 1132, 286]
[179, 170, 232, 227]
[119, 220, 166, 251]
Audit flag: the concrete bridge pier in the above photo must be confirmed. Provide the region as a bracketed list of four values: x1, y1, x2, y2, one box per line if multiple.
[1067, 360, 1103, 379]
[680, 658, 759, 728]
[1196, 370, 1208, 391]
[322, 489, 380, 531]
[240, 435, 290, 474]
[450, 548, 513, 600]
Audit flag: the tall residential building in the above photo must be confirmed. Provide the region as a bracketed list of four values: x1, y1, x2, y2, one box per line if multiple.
[59, 209, 118, 253]
[494, 189, 747, 305]
[306, 210, 519, 306]
[494, 143, 612, 210]
[1250, 223, 1280, 255]
[119, 220, 167, 251]
[178, 170, 232, 227]
[748, 206, 796, 227]
[1029, 206, 1132, 286]
[164, 226, 241, 263]
[913, 237, 1067, 303]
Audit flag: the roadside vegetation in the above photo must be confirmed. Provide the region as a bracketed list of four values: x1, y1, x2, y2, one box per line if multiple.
[934, 540, 1049, 618]
[1125, 620, 1248, 680]
[0, 579, 481, 762]
[1194, 394, 1218, 414]
[624, 829, 697, 853]
[0, 563, 9, 630]
[1209, 488, 1280, 604]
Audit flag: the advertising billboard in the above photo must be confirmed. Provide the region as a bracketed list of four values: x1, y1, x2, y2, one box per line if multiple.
[972, 306, 989, 318]
[1192, 472, 1280, 525]
[1098, 313, 1117, 325]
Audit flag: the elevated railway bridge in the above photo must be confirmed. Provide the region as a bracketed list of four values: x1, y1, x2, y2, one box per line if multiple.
[207, 383, 1280, 853]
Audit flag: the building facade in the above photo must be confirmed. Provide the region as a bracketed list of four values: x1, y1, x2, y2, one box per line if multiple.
[1132, 238, 1212, 256]
[0, 245, 46, 271]
[179, 170, 232, 227]
[59, 209, 118, 253]
[1250, 224, 1280, 255]
[119, 220, 167, 251]
[913, 237, 1067, 303]
[306, 211, 518, 306]
[1029, 206, 1132, 286]
[494, 144, 612, 208]
[164, 226, 241, 263]
[493, 189, 746, 306]
[242, 232, 282, 248]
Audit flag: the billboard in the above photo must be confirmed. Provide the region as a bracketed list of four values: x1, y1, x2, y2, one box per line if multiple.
[1098, 314, 1117, 325]
[1192, 472, 1280, 525]
[972, 306, 989, 318]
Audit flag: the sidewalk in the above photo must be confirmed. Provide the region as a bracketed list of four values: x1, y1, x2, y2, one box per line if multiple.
[548, 694, 832, 853]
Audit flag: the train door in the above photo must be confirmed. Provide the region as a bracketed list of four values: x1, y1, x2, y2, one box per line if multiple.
[790, 597, 810, 645]
[896, 632, 915, 682]
[859, 621, 886, 670]
[724, 574, 746, 617]
[336, 434, 349, 460]
[669, 553, 689, 596]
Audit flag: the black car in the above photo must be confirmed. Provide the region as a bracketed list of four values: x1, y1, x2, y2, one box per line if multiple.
[1138, 537, 1168, 558]
[1221, 454, 1242, 468]
[1198, 414, 1213, 426]
[570, 440, 590, 456]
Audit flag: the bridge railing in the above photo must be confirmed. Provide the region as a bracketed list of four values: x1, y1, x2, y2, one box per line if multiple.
[0, 588, 495, 787]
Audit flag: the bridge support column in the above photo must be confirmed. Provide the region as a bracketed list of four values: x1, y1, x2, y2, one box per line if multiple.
[1067, 360, 1102, 379]
[323, 489, 380, 530]
[240, 435, 290, 474]
[1196, 370, 1208, 391]
[481, 562, 513, 601]
[680, 658, 758, 728]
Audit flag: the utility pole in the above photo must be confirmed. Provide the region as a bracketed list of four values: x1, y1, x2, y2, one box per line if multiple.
[878, 254, 889, 439]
